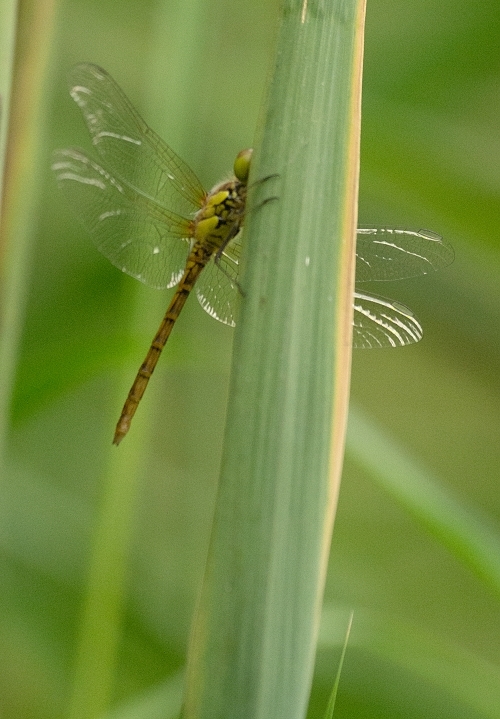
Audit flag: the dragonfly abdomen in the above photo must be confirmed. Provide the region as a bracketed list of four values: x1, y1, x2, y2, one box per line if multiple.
[113, 243, 212, 445]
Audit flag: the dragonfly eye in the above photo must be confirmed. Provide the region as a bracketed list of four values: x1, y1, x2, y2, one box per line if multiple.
[234, 148, 253, 183]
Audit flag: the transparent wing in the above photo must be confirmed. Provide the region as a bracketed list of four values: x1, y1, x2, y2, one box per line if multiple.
[195, 234, 242, 327]
[356, 228, 454, 283]
[353, 290, 423, 348]
[68, 63, 206, 215]
[52, 148, 191, 289]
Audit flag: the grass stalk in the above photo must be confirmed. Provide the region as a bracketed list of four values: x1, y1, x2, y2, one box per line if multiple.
[0, 0, 57, 474]
[0, 0, 18, 207]
[66, 2, 212, 717]
[347, 403, 500, 597]
[320, 605, 500, 719]
[67, 414, 149, 719]
[183, 1, 366, 717]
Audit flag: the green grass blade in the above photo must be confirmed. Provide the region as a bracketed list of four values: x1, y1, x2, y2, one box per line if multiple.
[323, 611, 354, 719]
[347, 403, 500, 597]
[183, 1, 366, 717]
[0, 0, 57, 474]
[320, 606, 500, 719]
[67, 416, 149, 719]
[0, 0, 17, 208]
[65, 3, 214, 718]
[0, 0, 18, 458]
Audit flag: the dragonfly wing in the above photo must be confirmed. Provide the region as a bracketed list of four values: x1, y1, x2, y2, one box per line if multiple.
[353, 290, 423, 348]
[356, 228, 455, 282]
[68, 63, 206, 215]
[52, 148, 191, 289]
[195, 234, 241, 327]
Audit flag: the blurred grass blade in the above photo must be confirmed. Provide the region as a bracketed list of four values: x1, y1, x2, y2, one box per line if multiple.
[347, 403, 500, 597]
[0, 0, 18, 213]
[66, 3, 213, 719]
[320, 606, 500, 719]
[0, 0, 57, 470]
[67, 415, 149, 719]
[183, 1, 366, 718]
[324, 611, 354, 719]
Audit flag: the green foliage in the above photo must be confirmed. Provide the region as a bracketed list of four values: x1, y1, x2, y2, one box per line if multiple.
[0, 0, 499, 718]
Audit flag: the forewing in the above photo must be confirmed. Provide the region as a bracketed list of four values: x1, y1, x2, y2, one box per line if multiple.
[195, 235, 242, 327]
[68, 63, 206, 215]
[356, 228, 455, 283]
[353, 290, 423, 348]
[52, 148, 191, 289]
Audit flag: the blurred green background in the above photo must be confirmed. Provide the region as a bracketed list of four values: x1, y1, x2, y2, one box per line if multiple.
[2, 0, 500, 718]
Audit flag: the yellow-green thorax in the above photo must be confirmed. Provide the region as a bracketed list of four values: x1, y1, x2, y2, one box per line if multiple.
[193, 148, 252, 254]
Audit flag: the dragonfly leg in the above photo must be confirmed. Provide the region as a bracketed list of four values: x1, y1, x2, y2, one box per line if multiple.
[248, 171, 279, 212]
[250, 195, 279, 212]
[248, 172, 279, 190]
[213, 193, 278, 295]
[248, 173, 279, 214]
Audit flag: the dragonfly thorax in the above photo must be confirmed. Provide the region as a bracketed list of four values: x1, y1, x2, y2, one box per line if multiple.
[193, 177, 248, 255]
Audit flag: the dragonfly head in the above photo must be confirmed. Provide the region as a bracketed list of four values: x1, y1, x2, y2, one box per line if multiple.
[234, 148, 253, 184]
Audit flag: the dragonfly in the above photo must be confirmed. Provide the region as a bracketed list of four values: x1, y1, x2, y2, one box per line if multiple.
[52, 64, 454, 445]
